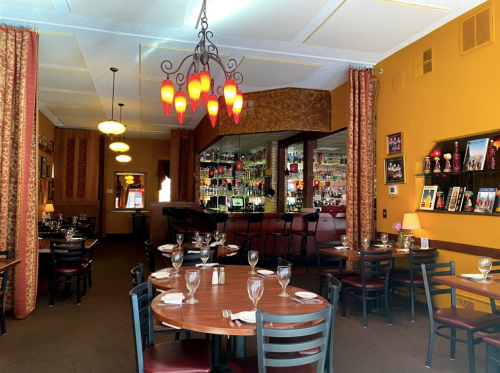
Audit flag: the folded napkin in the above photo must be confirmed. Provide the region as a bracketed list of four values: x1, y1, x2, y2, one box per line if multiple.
[374, 244, 391, 248]
[152, 269, 174, 279]
[187, 250, 200, 254]
[231, 311, 256, 323]
[158, 244, 175, 252]
[227, 245, 239, 249]
[161, 293, 185, 304]
[334, 246, 349, 250]
[396, 248, 409, 253]
[70, 237, 84, 241]
[226, 252, 237, 257]
[195, 263, 219, 268]
[210, 242, 219, 247]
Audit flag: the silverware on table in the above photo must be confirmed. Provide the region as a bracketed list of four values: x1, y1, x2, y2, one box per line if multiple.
[227, 310, 241, 327]
[222, 309, 235, 327]
[290, 296, 323, 304]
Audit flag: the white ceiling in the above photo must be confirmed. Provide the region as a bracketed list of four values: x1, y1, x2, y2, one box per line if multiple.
[0, 0, 485, 140]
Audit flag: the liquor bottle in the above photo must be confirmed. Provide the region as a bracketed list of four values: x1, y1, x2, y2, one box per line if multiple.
[487, 140, 497, 169]
[452, 141, 461, 172]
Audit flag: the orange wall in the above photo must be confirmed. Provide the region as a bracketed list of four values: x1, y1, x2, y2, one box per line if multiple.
[331, 82, 348, 132]
[374, 1, 500, 310]
[38, 112, 55, 221]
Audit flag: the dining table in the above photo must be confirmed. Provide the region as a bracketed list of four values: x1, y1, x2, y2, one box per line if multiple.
[38, 238, 98, 254]
[434, 273, 500, 301]
[157, 243, 240, 258]
[151, 264, 327, 367]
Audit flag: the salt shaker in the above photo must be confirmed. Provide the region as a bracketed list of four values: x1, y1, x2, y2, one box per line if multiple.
[218, 265, 225, 285]
[211, 267, 219, 285]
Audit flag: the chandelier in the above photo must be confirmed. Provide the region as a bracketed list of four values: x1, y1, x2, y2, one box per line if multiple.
[116, 154, 131, 163]
[98, 67, 126, 136]
[159, 0, 243, 127]
[109, 103, 130, 152]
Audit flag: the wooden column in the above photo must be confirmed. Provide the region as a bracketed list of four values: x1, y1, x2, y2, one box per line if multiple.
[277, 146, 286, 213]
[302, 139, 317, 209]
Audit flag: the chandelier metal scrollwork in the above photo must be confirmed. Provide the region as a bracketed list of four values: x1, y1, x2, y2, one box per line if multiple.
[160, 0, 244, 126]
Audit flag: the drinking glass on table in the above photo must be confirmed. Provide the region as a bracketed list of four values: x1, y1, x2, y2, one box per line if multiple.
[170, 250, 183, 278]
[204, 233, 212, 246]
[196, 236, 204, 248]
[248, 250, 259, 274]
[381, 233, 388, 247]
[478, 256, 493, 283]
[277, 265, 291, 297]
[403, 236, 411, 248]
[185, 269, 201, 304]
[176, 234, 184, 249]
[193, 232, 200, 242]
[362, 237, 370, 250]
[220, 233, 226, 247]
[214, 230, 220, 244]
[65, 230, 73, 241]
[341, 235, 347, 249]
[247, 277, 264, 312]
[200, 246, 210, 269]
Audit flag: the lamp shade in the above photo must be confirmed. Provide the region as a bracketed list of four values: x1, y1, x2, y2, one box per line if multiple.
[199, 71, 211, 106]
[98, 119, 126, 135]
[402, 213, 421, 230]
[207, 94, 218, 128]
[109, 142, 130, 152]
[160, 79, 175, 116]
[223, 79, 237, 116]
[232, 90, 243, 125]
[174, 91, 187, 125]
[187, 73, 201, 112]
[45, 203, 54, 212]
[116, 154, 132, 163]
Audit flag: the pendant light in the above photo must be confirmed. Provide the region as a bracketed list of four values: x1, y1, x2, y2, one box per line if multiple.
[116, 154, 131, 163]
[109, 103, 130, 152]
[98, 67, 126, 136]
[207, 94, 218, 128]
[232, 90, 243, 125]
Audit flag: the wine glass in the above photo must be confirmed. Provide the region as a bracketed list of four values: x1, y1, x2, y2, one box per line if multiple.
[65, 230, 72, 241]
[214, 230, 220, 244]
[248, 250, 259, 274]
[362, 237, 370, 250]
[170, 250, 183, 277]
[381, 233, 388, 247]
[220, 233, 226, 247]
[196, 236, 204, 248]
[247, 277, 264, 312]
[341, 235, 347, 249]
[176, 234, 184, 249]
[204, 233, 212, 246]
[277, 265, 291, 297]
[403, 236, 411, 248]
[200, 246, 210, 269]
[185, 270, 201, 304]
[478, 256, 492, 283]
[193, 232, 200, 242]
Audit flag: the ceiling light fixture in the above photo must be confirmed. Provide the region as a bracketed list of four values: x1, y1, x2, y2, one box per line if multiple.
[116, 154, 131, 163]
[159, 0, 243, 126]
[98, 67, 126, 136]
[109, 103, 130, 152]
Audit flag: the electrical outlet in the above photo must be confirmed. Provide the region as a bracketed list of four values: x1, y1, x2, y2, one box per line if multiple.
[383, 209, 387, 218]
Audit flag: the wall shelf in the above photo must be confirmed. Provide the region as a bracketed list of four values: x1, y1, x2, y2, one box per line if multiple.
[38, 143, 54, 156]
[416, 209, 500, 217]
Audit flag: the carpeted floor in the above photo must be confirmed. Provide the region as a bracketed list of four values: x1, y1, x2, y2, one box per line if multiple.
[0, 238, 487, 373]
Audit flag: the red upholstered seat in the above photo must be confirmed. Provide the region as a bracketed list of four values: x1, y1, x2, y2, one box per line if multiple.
[153, 318, 177, 333]
[266, 231, 289, 236]
[390, 273, 424, 285]
[142, 339, 212, 373]
[228, 355, 316, 373]
[342, 276, 385, 290]
[56, 265, 79, 274]
[482, 333, 500, 348]
[434, 308, 500, 330]
[235, 231, 260, 236]
[321, 269, 358, 279]
[291, 230, 316, 236]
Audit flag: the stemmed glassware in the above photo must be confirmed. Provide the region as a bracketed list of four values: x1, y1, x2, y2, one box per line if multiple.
[341, 235, 347, 249]
[214, 230, 220, 244]
[219, 233, 226, 247]
[196, 236, 204, 248]
[185, 269, 201, 304]
[277, 265, 291, 297]
[66, 228, 76, 241]
[176, 234, 184, 250]
[248, 250, 259, 274]
[193, 232, 200, 242]
[478, 256, 492, 283]
[247, 277, 264, 312]
[204, 233, 212, 246]
[403, 236, 411, 248]
[200, 246, 210, 269]
[170, 250, 183, 277]
[381, 233, 388, 247]
[362, 237, 370, 250]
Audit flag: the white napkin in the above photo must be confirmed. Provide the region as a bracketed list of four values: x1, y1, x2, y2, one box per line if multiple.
[374, 244, 391, 248]
[158, 244, 175, 252]
[70, 237, 84, 241]
[334, 246, 348, 250]
[226, 252, 237, 257]
[195, 263, 219, 268]
[161, 293, 185, 304]
[210, 242, 219, 247]
[396, 248, 409, 253]
[152, 269, 173, 279]
[227, 245, 239, 249]
[188, 250, 200, 254]
[231, 311, 256, 323]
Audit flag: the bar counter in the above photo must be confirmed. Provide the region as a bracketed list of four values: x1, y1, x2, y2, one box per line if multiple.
[150, 202, 346, 254]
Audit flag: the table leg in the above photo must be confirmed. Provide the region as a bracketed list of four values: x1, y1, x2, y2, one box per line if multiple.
[233, 336, 246, 358]
[212, 334, 221, 368]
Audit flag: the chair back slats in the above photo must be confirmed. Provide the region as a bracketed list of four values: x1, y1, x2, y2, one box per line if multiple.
[50, 240, 85, 264]
[144, 240, 156, 273]
[131, 263, 145, 286]
[244, 213, 264, 235]
[303, 213, 319, 235]
[280, 213, 294, 235]
[316, 241, 342, 273]
[409, 247, 437, 278]
[130, 281, 155, 373]
[360, 250, 392, 279]
[421, 261, 456, 314]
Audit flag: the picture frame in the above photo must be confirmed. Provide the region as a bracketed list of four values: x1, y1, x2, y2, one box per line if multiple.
[47, 165, 51, 179]
[41, 157, 47, 178]
[386, 132, 403, 155]
[48, 181, 54, 200]
[38, 179, 40, 200]
[384, 156, 406, 184]
[38, 155, 41, 179]
[420, 185, 438, 210]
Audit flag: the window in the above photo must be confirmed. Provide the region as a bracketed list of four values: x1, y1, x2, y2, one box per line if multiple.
[159, 176, 171, 202]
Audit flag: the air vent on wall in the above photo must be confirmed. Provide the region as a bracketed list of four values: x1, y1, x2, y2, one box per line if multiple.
[460, 3, 494, 55]
[414, 47, 433, 79]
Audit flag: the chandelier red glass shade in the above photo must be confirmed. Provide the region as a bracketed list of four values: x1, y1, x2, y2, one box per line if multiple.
[159, 0, 243, 127]
[232, 90, 243, 125]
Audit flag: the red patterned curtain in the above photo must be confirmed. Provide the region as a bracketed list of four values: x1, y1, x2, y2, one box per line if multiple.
[0, 27, 39, 318]
[346, 69, 379, 249]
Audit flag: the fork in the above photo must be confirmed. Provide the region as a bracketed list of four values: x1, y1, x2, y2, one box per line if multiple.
[222, 309, 235, 327]
[227, 310, 242, 327]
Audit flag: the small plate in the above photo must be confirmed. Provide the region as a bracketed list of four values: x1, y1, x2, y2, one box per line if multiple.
[295, 291, 317, 299]
[238, 311, 256, 324]
[461, 274, 493, 279]
[257, 270, 274, 275]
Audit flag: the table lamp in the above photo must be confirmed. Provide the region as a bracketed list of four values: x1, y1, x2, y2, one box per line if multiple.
[402, 213, 421, 248]
[44, 203, 54, 220]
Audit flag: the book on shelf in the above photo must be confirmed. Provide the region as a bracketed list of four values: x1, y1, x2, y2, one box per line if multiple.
[447, 187, 461, 212]
[462, 138, 489, 171]
[443, 187, 453, 211]
[420, 185, 438, 210]
[474, 188, 497, 213]
[435, 191, 446, 210]
[455, 187, 466, 212]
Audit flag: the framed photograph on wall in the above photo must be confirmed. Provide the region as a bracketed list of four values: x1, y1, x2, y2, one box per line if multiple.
[47, 165, 51, 179]
[386, 132, 403, 155]
[48, 181, 54, 200]
[384, 156, 406, 184]
[41, 157, 47, 178]
[38, 155, 41, 178]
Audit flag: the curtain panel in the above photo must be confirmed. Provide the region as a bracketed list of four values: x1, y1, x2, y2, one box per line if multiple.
[346, 69, 379, 250]
[0, 27, 39, 318]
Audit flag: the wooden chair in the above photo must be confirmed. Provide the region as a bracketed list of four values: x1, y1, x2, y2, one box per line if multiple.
[263, 213, 294, 267]
[228, 304, 334, 373]
[0, 250, 12, 335]
[316, 240, 357, 296]
[234, 214, 265, 262]
[81, 237, 96, 296]
[289, 213, 319, 273]
[130, 281, 212, 373]
[421, 262, 500, 373]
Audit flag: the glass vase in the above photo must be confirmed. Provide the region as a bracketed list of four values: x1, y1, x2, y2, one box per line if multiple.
[397, 231, 404, 247]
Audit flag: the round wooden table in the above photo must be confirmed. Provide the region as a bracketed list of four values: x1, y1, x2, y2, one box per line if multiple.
[151, 265, 327, 364]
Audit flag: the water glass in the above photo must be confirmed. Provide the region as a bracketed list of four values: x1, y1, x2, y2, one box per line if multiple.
[194, 232, 200, 241]
[205, 233, 212, 246]
[196, 236, 204, 248]
[200, 246, 210, 269]
[381, 233, 388, 246]
[220, 233, 226, 247]
[341, 235, 347, 248]
[176, 234, 184, 249]
[248, 250, 259, 274]
[214, 230, 220, 243]
[247, 277, 264, 312]
[277, 265, 291, 297]
[185, 269, 201, 304]
[362, 237, 370, 250]
[478, 256, 492, 283]
[403, 236, 411, 248]
[65, 230, 73, 241]
[170, 250, 183, 277]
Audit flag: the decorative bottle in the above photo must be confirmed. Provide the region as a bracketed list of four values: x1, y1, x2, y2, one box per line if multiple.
[487, 140, 497, 169]
[452, 142, 461, 172]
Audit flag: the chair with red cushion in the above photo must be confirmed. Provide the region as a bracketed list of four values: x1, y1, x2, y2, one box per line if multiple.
[228, 304, 333, 373]
[49, 239, 86, 306]
[173, 209, 198, 241]
[488, 261, 500, 315]
[0, 250, 13, 334]
[130, 280, 212, 373]
[263, 213, 294, 267]
[483, 333, 500, 372]
[422, 261, 500, 373]
[341, 250, 392, 328]
[289, 213, 319, 273]
[390, 247, 437, 322]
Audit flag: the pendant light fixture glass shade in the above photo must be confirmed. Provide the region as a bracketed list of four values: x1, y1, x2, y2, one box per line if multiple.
[116, 154, 132, 163]
[187, 73, 201, 112]
[199, 71, 211, 106]
[207, 94, 219, 128]
[223, 79, 237, 116]
[124, 175, 134, 180]
[174, 91, 187, 124]
[232, 90, 243, 125]
[98, 67, 126, 136]
[160, 79, 175, 116]
[109, 103, 130, 152]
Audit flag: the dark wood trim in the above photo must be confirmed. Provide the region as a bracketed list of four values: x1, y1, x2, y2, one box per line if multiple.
[303, 139, 317, 209]
[278, 131, 330, 150]
[98, 134, 106, 239]
[277, 147, 286, 213]
[416, 209, 500, 217]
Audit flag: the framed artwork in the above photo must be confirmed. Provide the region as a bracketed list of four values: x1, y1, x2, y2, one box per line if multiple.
[41, 157, 47, 178]
[38, 179, 40, 200]
[386, 132, 403, 155]
[384, 156, 406, 184]
[38, 155, 41, 178]
[47, 165, 51, 178]
[420, 185, 438, 210]
[48, 181, 54, 200]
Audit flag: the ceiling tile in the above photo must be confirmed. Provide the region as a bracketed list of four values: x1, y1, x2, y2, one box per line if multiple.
[39, 32, 86, 68]
[66, 0, 188, 27]
[236, 57, 321, 87]
[304, 0, 449, 53]
[0, 0, 53, 9]
[140, 131, 171, 140]
[140, 98, 164, 115]
[39, 67, 96, 92]
[46, 105, 107, 120]
[59, 117, 102, 129]
[140, 123, 172, 133]
[140, 112, 193, 125]
[39, 89, 102, 108]
[204, 0, 329, 42]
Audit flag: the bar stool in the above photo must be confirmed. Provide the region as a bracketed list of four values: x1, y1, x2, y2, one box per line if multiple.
[201, 213, 229, 236]
[174, 208, 198, 242]
[234, 213, 265, 264]
[289, 212, 319, 273]
[263, 213, 293, 267]
[162, 207, 176, 243]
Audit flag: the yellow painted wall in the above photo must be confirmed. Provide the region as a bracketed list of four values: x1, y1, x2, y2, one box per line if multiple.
[105, 137, 170, 234]
[331, 82, 348, 132]
[38, 112, 56, 221]
[374, 1, 500, 310]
